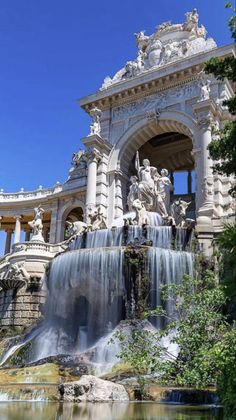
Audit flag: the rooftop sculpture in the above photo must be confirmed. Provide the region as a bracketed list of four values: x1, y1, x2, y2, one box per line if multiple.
[101, 9, 216, 90]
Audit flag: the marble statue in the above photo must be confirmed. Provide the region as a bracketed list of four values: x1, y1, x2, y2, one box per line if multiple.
[67, 150, 87, 181]
[127, 176, 139, 211]
[100, 10, 217, 90]
[127, 153, 173, 218]
[154, 188, 168, 218]
[72, 150, 84, 166]
[66, 221, 87, 238]
[88, 207, 107, 231]
[157, 169, 173, 214]
[132, 199, 150, 226]
[4, 262, 30, 281]
[134, 31, 149, 52]
[199, 78, 211, 101]
[170, 198, 191, 227]
[28, 205, 45, 242]
[184, 9, 199, 34]
[89, 107, 101, 136]
[146, 39, 163, 68]
[135, 151, 159, 210]
[158, 21, 172, 31]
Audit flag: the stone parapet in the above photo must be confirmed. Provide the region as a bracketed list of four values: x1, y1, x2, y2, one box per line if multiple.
[0, 184, 63, 203]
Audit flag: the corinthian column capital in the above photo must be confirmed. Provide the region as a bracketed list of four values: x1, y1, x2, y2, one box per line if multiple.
[84, 149, 101, 164]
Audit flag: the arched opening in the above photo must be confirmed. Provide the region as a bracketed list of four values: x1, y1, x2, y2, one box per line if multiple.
[127, 131, 195, 218]
[64, 207, 84, 239]
[107, 112, 199, 225]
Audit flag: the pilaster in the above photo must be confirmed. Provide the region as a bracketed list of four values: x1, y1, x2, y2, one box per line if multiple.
[193, 100, 218, 234]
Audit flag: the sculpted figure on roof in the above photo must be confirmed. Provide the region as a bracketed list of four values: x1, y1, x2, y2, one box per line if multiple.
[100, 10, 217, 90]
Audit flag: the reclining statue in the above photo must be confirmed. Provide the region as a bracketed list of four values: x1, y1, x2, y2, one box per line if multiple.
[66, 221, 87, 238]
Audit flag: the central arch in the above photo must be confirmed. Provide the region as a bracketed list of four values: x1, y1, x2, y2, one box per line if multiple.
[108, 110, 198, 173]
[107, 110, 199, 225]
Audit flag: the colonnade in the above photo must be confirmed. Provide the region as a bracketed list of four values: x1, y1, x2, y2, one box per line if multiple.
[0, 217, 51, 255]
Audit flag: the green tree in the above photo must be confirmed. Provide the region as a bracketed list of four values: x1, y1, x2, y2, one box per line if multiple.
[205, 7, 236, 414]
[209, 325, 236, 419]
[117, 271, 229, 389]
[204, 2, 236, 195]
[216, 223, 236, 320]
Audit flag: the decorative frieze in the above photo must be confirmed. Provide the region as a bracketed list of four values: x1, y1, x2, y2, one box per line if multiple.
[112, 81, 200, 121]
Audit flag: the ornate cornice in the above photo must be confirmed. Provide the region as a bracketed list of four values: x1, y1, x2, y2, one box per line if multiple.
[79, 44, 235, 112]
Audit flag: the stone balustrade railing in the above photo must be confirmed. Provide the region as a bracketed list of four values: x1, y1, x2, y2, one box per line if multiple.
[0, 183, 63, 202]
[11, 240, 68, 255]
[0, 240, 69, 267]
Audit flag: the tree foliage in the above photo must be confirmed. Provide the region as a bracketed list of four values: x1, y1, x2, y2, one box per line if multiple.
[210, 325, 236, 419]
[205, 2, 236, 195]
[117, 272, 230, 389]
[216, 223, 236, 320]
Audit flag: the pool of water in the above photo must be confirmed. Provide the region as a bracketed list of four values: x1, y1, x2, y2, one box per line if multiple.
[0, 402, 223, 420]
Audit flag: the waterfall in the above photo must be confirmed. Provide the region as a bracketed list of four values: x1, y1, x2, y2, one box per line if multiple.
[148, 247, 194, 327]
[70, 225, 189, 251]
[33, 247, 126, 360]
[0, 219, 195, 369]
[70, 228, 124, 250]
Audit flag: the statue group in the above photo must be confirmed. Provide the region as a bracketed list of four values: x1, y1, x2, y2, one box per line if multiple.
[127, 152, 173, 218]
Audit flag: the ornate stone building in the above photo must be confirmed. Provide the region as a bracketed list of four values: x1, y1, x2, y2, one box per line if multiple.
[0, 10, 235, 327]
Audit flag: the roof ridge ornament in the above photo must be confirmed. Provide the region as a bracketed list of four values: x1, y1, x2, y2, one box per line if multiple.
[100, 9, 216, 90]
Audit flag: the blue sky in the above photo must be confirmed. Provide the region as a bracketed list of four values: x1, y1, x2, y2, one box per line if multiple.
[0, 0, 232, 193]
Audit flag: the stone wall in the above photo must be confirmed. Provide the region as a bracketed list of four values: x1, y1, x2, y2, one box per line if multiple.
[0, 284, 47, 328]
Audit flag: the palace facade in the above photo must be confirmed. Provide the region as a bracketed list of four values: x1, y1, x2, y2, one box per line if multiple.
[0, 10, 235, 327]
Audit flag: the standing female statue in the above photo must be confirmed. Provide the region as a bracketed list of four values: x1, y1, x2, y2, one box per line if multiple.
[135, 151, 159, 210]
[157, 169, 173, 214]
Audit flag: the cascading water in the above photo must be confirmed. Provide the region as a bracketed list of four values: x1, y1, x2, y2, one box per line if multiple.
[33, 247, 125, 361]
[0, 212, 195, 370]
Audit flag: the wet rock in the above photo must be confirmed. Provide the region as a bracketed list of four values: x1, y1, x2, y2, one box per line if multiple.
[59, 375, 129, 402]
[0, 363, 60, 384]
[28, 354, 93, 377]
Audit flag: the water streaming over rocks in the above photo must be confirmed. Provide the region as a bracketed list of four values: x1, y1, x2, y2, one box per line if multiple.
[1, 212, 195, 369]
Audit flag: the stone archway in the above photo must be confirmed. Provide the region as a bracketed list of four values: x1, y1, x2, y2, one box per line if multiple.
[107, 111, 199, 225]
[56, 201, 85, 242]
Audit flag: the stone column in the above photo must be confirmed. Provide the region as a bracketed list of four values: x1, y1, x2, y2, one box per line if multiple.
[193, 100, 218, 226]
[43, 226, 49, 242]
[114, 169, 124, 219]
[25, 229, 31, 242]
[107, 171, 117, 227]
[84, 149, 101, 221]
[13, 215, 22, 244]
[4, 230, 12, 254]
[82, 133, 112, 225]
[187, 170, 192, 194]
[49, 201, 59, 243]
[193, 100, 219, 256]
